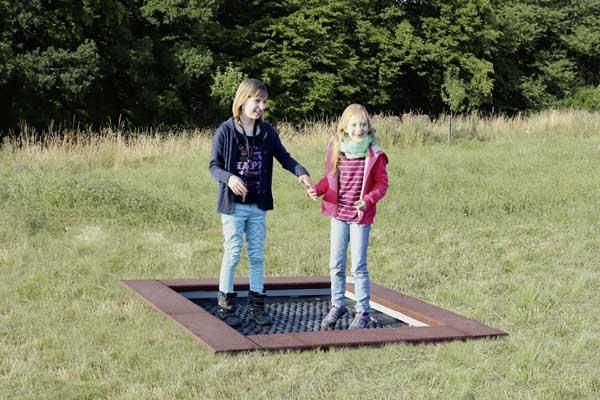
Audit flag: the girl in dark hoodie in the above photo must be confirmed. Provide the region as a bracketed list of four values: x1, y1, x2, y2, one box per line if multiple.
[209, 78, 314, 327]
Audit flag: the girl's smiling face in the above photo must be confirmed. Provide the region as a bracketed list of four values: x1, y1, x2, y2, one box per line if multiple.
[242, 96, 267, 121]
[344, 115, 369, 142]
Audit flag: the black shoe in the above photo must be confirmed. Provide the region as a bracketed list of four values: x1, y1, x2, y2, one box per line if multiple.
[217, 291, 242, 327]
[248, 290, 273, 326]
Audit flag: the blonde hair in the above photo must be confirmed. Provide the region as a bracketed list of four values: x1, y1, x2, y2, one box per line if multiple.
[232, 78, 268, 120]
[330, 104, 375, 172]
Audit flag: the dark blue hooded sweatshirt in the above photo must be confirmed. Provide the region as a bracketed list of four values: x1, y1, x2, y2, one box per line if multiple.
[209, 118, 309, 214]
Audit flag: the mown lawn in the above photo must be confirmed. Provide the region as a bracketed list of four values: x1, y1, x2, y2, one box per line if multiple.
[1, 116, 599, 399]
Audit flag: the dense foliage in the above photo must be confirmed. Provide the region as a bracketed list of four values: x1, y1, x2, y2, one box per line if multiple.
[1, 0, 599, 132]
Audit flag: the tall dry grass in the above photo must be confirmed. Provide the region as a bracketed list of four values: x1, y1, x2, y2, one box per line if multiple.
[2, 109, 599, 170]
[273, 109, 600, 146]
[1, 122, 213, 170]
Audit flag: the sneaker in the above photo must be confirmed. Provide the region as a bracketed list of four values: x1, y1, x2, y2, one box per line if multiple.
[349, 311, 371, 330]
[320, 305, 347, 330]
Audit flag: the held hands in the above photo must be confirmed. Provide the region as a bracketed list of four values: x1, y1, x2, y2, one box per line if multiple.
[227, 175, 248, 200]
[299, 174, 318, 200]
[306, 187, 318, 200]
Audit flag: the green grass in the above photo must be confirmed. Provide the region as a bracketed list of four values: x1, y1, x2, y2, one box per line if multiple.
[1, 113, 600, 399]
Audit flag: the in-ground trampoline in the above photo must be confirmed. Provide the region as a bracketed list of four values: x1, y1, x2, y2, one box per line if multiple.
[120, 277, 506, 353]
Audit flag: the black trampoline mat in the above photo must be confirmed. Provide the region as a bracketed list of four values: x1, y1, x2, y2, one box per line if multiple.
[189, 294, 408, 335]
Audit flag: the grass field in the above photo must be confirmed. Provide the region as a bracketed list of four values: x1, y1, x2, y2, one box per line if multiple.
[1, 111, 599, 399]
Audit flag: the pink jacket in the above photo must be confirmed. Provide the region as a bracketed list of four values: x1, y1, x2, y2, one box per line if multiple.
[315, 141, 389, 225]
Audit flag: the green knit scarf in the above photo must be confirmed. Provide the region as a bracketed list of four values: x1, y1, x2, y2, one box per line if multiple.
[340, 135, 372, 158]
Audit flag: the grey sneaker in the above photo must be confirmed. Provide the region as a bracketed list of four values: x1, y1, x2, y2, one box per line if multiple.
[349, 311, 371, 330]
[320, 305, 347, 330]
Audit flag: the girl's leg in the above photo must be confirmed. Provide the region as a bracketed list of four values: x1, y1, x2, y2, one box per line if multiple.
[219, 205, 247, 293]
[329, 218, 350, 308]
[350, 223, 371, 313]
[245, 204, 267, 293]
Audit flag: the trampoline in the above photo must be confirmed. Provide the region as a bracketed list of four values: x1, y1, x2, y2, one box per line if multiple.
[187, 290, 408, 335]
[120, 276, 506, 353]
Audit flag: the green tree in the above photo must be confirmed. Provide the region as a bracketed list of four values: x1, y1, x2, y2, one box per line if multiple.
[491, 0, 593, 111]
[252, 1, 368, 120]
[413, 0, 498, 113]
[2, 0, 600, 133]
[561, 0, 600, 85]
[0, 0, 102, 129]
[250, 0, 499, 119]
[210, 63, 247, 120]
[139, 0, 218, 124]
[0, 0, 220, 132]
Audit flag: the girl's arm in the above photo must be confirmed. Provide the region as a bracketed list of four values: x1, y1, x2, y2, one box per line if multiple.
[362, 155, 389, 208]
[209, 127, 248, 198]
[208, 127, 234, 184]
[272, 130, 309, 177]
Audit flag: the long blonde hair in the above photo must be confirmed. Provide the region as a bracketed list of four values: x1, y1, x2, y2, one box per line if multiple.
[330, 104, 375, 173]
[232, 78, 268, 121]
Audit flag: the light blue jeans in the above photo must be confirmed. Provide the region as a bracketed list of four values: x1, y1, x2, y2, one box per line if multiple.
[219, 203, 267, 293]
[329, 218, 371, 313]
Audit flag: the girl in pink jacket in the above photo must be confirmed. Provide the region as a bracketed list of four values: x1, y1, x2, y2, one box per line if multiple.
[307, 104, 389, 330]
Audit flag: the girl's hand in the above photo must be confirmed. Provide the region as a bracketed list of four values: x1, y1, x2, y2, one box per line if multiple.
[299, 174, 318, 200]
[298, 174, 313, 188]
[306, 186, 318, 200]
[227, 175, 248, 197]
[354, 200, 367, 211]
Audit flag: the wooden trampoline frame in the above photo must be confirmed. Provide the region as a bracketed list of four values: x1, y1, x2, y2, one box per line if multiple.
[120, 276, 506, 353]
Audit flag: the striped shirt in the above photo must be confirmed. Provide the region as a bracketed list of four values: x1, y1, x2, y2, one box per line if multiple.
[336, 155, 365, 222]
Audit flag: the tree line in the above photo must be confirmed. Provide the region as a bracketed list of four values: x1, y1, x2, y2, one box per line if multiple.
[1, 0, 599, 133]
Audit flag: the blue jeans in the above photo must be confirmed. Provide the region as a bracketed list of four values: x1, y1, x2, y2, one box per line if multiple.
[329, 218, 371, 313]
[219, 203, 267, 293]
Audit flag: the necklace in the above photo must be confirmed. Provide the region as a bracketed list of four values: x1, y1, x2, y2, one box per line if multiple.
[237, 119, 258, 171]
